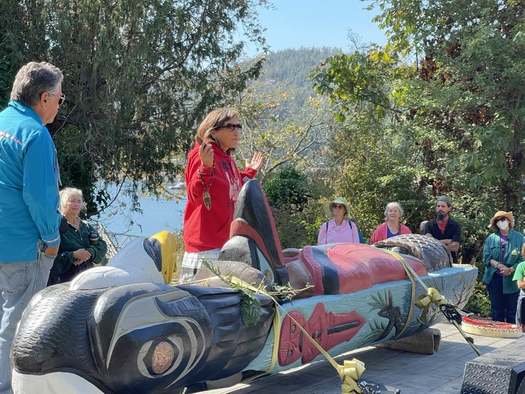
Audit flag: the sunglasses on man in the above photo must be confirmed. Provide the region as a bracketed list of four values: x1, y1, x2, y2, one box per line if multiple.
[46, 91, 66, 106]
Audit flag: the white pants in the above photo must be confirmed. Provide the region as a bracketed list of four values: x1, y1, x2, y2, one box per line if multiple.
[179, 249, 221, 283]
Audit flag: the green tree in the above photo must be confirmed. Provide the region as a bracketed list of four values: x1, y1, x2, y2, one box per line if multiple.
[228, 48, 338, 248]
[0, 0, 25, 107]
[312, 0, 525, 258]
[232, 85, 333, 181]
[0, 0, 267, 213]
[263, 166, 327, 248]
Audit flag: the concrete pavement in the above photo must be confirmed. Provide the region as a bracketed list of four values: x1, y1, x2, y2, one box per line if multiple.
[200, 322, 519, 394]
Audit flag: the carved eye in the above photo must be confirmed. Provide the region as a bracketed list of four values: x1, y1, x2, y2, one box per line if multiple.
[142, 338, 176, 376]
[135, 318, 206, 383]
[150, 340, 175, 375]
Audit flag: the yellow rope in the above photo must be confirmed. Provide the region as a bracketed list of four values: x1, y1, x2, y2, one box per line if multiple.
[384, 249, 446, 310]
[382, 250, 419, 337]
[230, 276, 365, 394]
[416, 287, 446, 309]
[383, 250, 481, 356]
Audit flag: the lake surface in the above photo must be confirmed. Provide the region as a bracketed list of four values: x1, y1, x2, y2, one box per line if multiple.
[95, 186, 185, 239]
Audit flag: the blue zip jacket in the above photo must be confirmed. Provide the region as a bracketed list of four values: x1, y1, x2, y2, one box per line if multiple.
[0, 100, 60, 262]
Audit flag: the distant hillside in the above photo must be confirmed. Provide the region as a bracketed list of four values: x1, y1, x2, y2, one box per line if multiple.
[259, 47, 340, 87]
[251, 47, 341, 111]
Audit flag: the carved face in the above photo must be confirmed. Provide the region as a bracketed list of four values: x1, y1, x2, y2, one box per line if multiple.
[94, 287, 212, 392]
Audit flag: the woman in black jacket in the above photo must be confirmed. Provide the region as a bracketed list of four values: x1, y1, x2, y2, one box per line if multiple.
[48, 188, 107, 285]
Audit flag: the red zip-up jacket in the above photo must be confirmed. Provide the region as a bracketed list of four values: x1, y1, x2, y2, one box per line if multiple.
[183, 142, 257, 252]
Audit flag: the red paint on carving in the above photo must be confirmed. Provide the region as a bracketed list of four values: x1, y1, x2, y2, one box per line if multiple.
[278, 303, 365, 366]
[278, 311, 306, 365]
[230, 219, 284, 268]
[301, 244, 428, 294]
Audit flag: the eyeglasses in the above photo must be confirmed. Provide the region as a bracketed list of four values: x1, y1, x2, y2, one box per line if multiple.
[48, 92, 66, 106]
[214, 123, 242, 131]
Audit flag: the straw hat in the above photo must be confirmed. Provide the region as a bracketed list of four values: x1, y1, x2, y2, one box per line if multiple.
[329, 197, 349, 214]
[488, 210, 514, 229]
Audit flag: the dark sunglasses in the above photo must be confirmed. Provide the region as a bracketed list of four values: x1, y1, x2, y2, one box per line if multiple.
[214, 123, 242, 131]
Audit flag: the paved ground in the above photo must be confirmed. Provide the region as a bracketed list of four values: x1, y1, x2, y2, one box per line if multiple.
[199, 321, 518, 394]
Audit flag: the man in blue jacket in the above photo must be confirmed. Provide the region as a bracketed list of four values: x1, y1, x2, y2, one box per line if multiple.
[0, 62, 63, 394]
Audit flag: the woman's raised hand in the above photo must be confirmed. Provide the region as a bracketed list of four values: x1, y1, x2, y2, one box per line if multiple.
[200, 143, 214, 168]
[246, 152, 264, 171]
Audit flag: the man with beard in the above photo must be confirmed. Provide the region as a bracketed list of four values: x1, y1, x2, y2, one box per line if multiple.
[423, 196, 462, 262]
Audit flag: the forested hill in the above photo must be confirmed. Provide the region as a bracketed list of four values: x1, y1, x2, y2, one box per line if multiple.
[250, 47, 340, 111]
[257, 47, 340, 88]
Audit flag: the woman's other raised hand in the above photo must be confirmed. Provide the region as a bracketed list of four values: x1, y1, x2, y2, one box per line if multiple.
[246, 152, 264, 171]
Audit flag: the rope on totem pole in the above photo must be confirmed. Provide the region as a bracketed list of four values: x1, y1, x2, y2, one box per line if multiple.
[229, 276, 366, 394]
[384, 250, 481, 357]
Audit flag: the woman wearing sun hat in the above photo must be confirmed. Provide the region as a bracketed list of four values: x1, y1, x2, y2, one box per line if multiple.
[317, 197, 361, 245]
[482, 210, 524, 323]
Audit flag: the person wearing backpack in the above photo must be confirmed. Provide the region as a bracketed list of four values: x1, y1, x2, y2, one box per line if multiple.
[317, 197, 361, 245]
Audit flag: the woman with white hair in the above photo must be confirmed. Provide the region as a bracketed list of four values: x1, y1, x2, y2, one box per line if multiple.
[369, 202, 412, 244]
[47, 188, 107, 285]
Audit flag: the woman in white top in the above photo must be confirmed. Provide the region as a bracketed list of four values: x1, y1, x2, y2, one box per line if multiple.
[317, 197, 360, 245]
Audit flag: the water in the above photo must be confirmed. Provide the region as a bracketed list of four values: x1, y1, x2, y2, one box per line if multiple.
[95, 185, 185, 239]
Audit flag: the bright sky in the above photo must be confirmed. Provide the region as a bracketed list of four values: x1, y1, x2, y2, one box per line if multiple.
[245, 0, 387, 56]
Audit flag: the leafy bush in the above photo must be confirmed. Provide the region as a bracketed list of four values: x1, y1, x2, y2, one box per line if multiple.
[464, 281, 491, 318]
[263, 166, 327, 248]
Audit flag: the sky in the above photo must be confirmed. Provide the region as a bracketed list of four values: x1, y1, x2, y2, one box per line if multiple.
[244, 0, 387, 56]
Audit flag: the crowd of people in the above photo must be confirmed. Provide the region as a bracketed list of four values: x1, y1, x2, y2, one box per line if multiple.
[180, 107, 525, 330]
[0, 61, 524, 393]
[315, 195, 525, 326]
[317, 195, 462, 259]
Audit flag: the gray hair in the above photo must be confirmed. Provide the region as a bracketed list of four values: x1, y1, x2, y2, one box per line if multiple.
[384, 202, 404, 219]
[10, 62, 63, 107]
[59, 187, 85, 213]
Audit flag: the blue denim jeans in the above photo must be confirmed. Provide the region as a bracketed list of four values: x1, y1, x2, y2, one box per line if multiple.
[0, 252, 54, 394]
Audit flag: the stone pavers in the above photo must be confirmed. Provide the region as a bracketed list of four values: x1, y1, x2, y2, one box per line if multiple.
[200, 322, 519, 394]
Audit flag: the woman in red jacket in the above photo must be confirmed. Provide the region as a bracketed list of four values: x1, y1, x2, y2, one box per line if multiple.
[369, 202, 412, 244]
[181, 108, 263, 282]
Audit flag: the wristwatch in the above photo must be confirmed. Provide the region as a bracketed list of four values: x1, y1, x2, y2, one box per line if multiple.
[42, 244, 59, 257]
